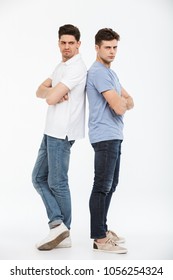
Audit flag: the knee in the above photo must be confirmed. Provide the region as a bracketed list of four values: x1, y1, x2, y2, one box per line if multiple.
[111, 178, 119, 193]
[48, 180, 69, 194]
[31, 170, 38, 189]
[31, 169, 44, 190]
[93, 180, 113, 195]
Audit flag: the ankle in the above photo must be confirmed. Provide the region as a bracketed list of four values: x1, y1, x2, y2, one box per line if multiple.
[51, 224, 60, 229]
[95, 237, 108, 244]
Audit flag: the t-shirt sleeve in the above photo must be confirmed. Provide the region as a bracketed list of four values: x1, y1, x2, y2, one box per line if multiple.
[61, 64, 86, 90]
[93, 68, 114, 94]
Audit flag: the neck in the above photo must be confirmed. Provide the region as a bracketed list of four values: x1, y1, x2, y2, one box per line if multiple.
[62, 52, 79, 62]
[96, 56, 111, 68]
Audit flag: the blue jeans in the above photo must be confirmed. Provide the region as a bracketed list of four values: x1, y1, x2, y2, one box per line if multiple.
[32, 135, 74, 229]
[89, 140, 122, 239]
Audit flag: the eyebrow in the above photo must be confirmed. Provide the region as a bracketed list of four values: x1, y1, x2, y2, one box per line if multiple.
[60, 40, 75, 43]
[104, 45, 118, 48]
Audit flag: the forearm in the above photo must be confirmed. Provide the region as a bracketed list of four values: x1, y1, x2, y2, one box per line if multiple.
[36, 78, 52, 99]
[103, 90, 128, 115]
[36, 85, 51, 99]
[45, 82, 69, 105]
[111, 96, 128, 115]
[36, 75, 70, 105]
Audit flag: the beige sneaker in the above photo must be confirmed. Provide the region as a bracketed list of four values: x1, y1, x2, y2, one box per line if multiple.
[107, 230, 125, 244]
[93, 238, 127, 254]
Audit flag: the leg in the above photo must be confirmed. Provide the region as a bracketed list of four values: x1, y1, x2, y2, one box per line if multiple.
[32, 135, 74, 250]
[47, 136, 74, 229]
[32, 135, 63, 227]
[32, 135, 74, 229]
[89, 140, 122, 239]
[104, 140, 122, 232]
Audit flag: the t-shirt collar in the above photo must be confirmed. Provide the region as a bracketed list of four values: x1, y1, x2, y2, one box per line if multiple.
[63, 53, 81, 65]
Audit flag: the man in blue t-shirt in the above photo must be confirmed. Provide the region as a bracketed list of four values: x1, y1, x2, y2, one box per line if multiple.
[86, 28, 134, 254]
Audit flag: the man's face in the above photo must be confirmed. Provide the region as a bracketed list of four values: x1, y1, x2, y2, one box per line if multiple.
[59, 35, 81, 61]
[96, 39, 118, 66]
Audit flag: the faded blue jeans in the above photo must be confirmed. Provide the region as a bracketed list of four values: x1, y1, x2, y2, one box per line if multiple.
[89, 139, 122, 239]
[32, 135, 74, 229]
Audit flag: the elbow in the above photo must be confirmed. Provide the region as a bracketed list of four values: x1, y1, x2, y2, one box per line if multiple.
[117, 111, 125, 116]
[36, 89, 40, 98]
[109, 102, 126, 116]
[36, 86, 43, 98]
[114, 108, 126, 116]
[46, 99, 54, 105]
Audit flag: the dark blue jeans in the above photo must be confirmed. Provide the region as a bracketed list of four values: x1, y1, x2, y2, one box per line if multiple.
[89, 139, 122, 239]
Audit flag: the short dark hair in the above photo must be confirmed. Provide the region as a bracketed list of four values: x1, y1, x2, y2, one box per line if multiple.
[58, 24, 80, 41]
[95, 28, 120, 46]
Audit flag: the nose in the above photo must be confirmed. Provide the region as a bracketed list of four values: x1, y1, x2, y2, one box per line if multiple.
[64, 43, 70, 49]
[110, 47, 115, 53]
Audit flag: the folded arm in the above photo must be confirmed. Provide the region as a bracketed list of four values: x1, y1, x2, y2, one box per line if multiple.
[36, 78, 69, 105]
[102, 89, 128, 115]
[102, 87, 134, 115]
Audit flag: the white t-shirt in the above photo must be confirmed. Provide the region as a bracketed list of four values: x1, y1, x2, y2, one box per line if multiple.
[44, 54, 87, 140]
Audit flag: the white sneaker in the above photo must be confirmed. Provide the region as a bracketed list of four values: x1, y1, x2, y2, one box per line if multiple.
[56, 236, 72, 248]
[36, 223, 69, 250]
[107, 230, 125, 244]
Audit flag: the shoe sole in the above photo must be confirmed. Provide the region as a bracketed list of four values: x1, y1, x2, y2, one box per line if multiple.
[56, 243, 72, 248]
[114, 239, 125, 244]
[37, 231, 69, 251]
[93, 248, 128, 254]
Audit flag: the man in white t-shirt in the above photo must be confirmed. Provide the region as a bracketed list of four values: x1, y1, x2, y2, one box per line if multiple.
[32, 24, 87, 250]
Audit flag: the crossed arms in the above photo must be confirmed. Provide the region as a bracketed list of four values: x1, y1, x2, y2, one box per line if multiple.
[102, 87, 134, 115]
[37, 78, 134, 114]
[36, 78, 69, 105]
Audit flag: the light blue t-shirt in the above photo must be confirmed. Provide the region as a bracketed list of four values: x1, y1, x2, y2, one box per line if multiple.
[86, 61, 124, 143]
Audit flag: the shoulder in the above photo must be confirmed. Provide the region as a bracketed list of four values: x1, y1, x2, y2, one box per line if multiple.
[67, 54, 86, 66]
[88, 66, 110, 84]
[66, 55, 87, 74]
[89, 62, 109, 75]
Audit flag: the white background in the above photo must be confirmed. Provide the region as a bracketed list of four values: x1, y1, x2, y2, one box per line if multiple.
[0, 0, 172, 262]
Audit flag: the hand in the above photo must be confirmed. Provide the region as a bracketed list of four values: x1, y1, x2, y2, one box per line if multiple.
[119, 96, 128, 114]
[126, 96, 134, 110]
[108, 96, 127, 115]
[58, 94, 69, 103]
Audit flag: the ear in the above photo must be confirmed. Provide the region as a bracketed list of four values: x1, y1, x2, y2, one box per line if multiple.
[77, 41, 81, 49]
[95, 45, 100, 53]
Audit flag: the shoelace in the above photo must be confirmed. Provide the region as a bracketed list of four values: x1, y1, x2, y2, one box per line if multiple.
[106, 238, 118, 246]
[108, 230, 118, 238]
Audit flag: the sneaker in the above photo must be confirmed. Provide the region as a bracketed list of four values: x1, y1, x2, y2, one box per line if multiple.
[107, 230, 125, 244]
[56, 236, 72, 248]
[93, 238, 127, 254]
[36, 223, 69, 251]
